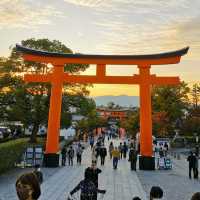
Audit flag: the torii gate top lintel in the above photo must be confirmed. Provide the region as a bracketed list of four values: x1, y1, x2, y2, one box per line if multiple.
[16, 45, 189, 65]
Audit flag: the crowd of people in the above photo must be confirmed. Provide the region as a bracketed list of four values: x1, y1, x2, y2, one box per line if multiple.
[90, 135, 138, 171]
[14, 133, 200, 200]
[61, 142, 84, 166]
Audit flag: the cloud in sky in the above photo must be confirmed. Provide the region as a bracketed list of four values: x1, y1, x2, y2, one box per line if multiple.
[86, 0, 200, 59]
[0, 0, 199, 97]
[63, 0, 108, 8]
[169, 16, 200, 60]
[0, 0, 63, 29]
[0, 0, 200, 61]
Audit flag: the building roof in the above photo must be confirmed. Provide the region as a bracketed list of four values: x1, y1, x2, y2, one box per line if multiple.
[96, 108, 133, 112]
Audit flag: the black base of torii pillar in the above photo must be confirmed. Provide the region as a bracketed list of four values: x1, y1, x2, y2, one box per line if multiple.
[43, 153, 60, 167]
[139, 156, 155, 170]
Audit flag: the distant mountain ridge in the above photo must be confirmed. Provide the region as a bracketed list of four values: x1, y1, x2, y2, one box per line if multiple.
[92, 95, 139, 107]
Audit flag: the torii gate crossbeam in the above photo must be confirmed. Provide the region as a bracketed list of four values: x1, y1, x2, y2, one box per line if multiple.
[16, 45, 189, 170]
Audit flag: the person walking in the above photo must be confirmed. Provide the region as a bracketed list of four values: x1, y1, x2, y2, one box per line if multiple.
[118, 142, 123, 159]
[159, 147, 164, 158]
[122, 142, 128, 159]
[163, 142, 169, 157]
[67, 146, 75, 166]
[85, 161, 102, 200]
[194, 152, 199, 179]
[112, 147, 120, 169]
[187, 151, 196, 179]
[61, 146, 67, 166]
[128, 146, 138, 171]
[107, 130, 111, 141]
[195, 145, 199, 157]
[109, 142, 114, 159]
[99, 145, 107, 166]
[154, 144, 160, 169]
[76, 143, 83, 165]
[89, 136, 94, 149]
[91, 146, 97, 164]
[69, 170, 106, 200]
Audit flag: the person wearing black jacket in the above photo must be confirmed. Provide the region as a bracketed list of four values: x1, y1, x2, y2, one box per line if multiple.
[128, 147, 137, 171]
[99, 146, 107, 166]
[194, 152, 199, 179]
[61, 146, 67, 166]
[67, 146, 74, 166]
[187, 151, 196, 179]
[123, 142, 128, 159]
[85, 161, 102, 200]
[69, 170, 106, 200]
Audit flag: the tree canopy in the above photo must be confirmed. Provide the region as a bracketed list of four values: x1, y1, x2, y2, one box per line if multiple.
[0, 38, 94, 142]
[152, 82, 191, 137]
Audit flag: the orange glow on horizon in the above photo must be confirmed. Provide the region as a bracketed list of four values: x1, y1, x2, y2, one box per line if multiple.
[88, 84, 139, 96]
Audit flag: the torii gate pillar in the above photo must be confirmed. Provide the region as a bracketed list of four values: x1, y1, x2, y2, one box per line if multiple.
[138, 65, 154, 169]
[43, 66, 64, 166]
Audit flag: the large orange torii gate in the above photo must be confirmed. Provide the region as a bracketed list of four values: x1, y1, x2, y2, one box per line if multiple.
[16, 45, 189, 169]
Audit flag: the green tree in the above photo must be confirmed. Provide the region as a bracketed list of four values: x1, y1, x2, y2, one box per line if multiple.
[181, 83, 200, 136]
[120, 109, 139, 138]
[0, 38, 90, 142]
[182, 114, 200, 136]
[191, 83, 200, 108]
[152, 82, 190, 136]
[75, 105, 107, 138]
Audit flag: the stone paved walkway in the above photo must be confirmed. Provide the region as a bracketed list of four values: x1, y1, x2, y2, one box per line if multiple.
[40, 139, 147, 200]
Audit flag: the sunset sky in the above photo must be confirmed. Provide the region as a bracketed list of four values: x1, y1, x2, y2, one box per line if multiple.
[0, 0, 199, 96]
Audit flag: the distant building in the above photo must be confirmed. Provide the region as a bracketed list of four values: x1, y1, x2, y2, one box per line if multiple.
[96, 107, 133, 121]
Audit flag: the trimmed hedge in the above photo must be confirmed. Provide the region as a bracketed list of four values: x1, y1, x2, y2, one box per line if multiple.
[0, 138, 45, 174]
[0, 138, 29, 174]
[0, 137, 73, 174]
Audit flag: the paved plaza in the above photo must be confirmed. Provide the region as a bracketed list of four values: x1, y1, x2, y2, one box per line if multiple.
[0, 139, 200, 200]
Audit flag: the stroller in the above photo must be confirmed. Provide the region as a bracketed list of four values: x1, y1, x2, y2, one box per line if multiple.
[164, 157, 172, 170]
